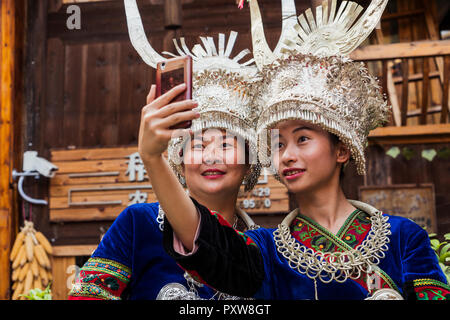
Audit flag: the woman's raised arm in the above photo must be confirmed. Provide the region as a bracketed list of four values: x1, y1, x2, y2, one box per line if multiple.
[138, 83, 200, 251]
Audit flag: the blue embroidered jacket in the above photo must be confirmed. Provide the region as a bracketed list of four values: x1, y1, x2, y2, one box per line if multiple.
[164, 199, 450, 300]
[69, 203, 215, 300]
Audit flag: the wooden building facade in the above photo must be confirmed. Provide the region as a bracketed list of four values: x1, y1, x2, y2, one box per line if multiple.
[1, 0, 449, 299]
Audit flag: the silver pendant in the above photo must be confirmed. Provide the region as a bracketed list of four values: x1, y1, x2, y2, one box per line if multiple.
[365, 288, 404, 300]
[156, 283, 199, 300]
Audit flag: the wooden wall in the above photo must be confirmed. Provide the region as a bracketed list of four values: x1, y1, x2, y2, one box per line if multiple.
[19, 0, 450, 252]
[1, 0, 25, 300]
[342, 142, 450, 234]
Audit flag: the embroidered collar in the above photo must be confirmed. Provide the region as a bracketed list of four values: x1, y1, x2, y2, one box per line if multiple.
[273, 200, 392, 285]
[291, 208, 372, 253]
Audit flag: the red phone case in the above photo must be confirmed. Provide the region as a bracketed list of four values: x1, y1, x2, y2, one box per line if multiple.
[156, 56, 193, 129]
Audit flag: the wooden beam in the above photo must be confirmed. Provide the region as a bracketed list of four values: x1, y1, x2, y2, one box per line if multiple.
[400, 59, 409, 126]
[386, 61, 402, 126]
[0, 0, 19, 300]
[407, 105, 442, 117]
[350, 40, 450, 61]
[52, 245, 98, 257]
[422, 0, 445, 84]
[368, 124, 450, 145]
[51, 256, 75, 300]
[441, 55, 450, 123]
[62, 0, 112, 3]
[420, 58, 430, 124]
[164, 0, 182, 29]
[380, 9, 424, 21]
[392, 70, 441, 84]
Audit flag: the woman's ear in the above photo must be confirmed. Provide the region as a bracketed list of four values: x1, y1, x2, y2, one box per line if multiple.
[336, 142, 351, 164]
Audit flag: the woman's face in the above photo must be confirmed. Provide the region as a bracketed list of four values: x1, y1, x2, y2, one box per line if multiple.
[271, 119, 349, 194]
[182, 129, 249, 196]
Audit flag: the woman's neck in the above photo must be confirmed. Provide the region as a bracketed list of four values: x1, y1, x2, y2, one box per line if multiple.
[189, 190, 238, 225]
[294, 180, 356, 235]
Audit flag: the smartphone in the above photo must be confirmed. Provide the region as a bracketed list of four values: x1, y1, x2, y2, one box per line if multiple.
[156, 56, 193, 129]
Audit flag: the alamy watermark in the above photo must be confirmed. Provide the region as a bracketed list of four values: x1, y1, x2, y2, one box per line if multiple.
[66, 5, 81, 30]
[169, 128, 278, 167]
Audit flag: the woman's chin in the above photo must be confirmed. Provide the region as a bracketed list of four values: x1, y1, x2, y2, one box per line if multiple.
[189, 179, 231, 195]
[205, 182, 232, 193]
[281, 176, 310, 194]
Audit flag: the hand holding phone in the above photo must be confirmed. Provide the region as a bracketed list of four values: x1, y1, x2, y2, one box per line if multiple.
[156, 56, 193, 129]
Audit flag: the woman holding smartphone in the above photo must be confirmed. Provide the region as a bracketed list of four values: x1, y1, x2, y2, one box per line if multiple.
[159, 0, 449, 300]
[68, 0, 263, 300]
[69, 76, 260, 300]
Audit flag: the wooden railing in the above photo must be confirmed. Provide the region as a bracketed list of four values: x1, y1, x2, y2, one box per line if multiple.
[350, 40, 450, 144]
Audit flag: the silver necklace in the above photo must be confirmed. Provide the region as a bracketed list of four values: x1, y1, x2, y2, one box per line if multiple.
[273, 200, 391, 285]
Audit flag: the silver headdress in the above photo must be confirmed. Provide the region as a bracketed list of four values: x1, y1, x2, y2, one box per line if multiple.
[248, 0, 391, 175]
[124, 0, 261, 190]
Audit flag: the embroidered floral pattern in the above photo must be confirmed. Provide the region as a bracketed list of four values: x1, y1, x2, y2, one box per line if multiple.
[291, 209, 371, 253]
[69, 257, 131, 300]
[289, 209, 398, 294]
[211, 210, 256, 247]
[413, 278, 450, 300]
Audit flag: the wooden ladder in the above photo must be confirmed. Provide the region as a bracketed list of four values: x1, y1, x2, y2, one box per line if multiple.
[371, 0, 449, 126]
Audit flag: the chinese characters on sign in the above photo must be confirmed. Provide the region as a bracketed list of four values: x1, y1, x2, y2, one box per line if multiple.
[125, 152, 146, 182]
[126, 152, 148, 206]
[49, 147, 290, 223]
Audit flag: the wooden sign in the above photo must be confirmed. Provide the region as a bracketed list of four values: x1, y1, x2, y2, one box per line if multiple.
[359, 184, 437, 233]
[49, 147, 289, 222]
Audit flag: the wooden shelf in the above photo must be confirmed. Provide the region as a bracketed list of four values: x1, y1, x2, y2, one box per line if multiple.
[350, 40, 450, 61]
[368, 124, 450, 145]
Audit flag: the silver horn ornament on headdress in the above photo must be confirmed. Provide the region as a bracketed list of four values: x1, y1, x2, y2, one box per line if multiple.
[248, 0, 391, 175]
[124, 0, 261, 190]
[249, 0, 388, 65]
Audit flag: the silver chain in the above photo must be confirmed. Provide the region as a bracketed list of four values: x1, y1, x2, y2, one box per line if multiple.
[273, 210, 391, 284]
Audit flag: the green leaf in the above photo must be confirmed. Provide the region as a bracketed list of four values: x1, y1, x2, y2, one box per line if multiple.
[428, 233, 438, 238]
[402, 147, 415, 160]
[421, 149, 437, 162]
[439, 252, 450, 263]
[430, 239, 440, 250]
[444, 233, 450, 241]
[386, 146, 401, 159]
[440, 243, 450, 255]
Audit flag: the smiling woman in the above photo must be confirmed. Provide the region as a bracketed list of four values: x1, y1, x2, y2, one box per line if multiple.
[271, 121, 349, 191]
[68, 4, 262, 297]
[162, 0, 449, 300]
[181, 129, 250, 203]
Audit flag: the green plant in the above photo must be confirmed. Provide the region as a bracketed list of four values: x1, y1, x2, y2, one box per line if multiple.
[20, 284, 52, 300]
[428, 232, 450, 284]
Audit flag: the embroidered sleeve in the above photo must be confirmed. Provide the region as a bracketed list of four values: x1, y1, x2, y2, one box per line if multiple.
[163, 197, 264, 298]
[401, 222, 449, 300]
[69, 257, 132, 300]
[407, 278, 450, 300]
